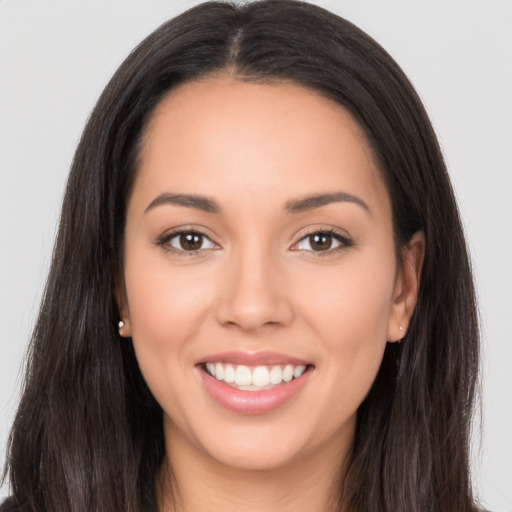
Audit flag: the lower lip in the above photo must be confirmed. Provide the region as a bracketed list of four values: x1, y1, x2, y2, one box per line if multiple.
[198, 367, 312, 415]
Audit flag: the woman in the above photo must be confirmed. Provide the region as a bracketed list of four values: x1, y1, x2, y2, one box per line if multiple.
[1, 1, 481, 511]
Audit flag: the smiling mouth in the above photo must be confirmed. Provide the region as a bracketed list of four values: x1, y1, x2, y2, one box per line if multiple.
[197, 353, 315, 414]
[200, 362, 313, 391]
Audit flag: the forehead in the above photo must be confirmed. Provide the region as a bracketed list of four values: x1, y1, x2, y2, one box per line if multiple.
[134, 76, 389, 215]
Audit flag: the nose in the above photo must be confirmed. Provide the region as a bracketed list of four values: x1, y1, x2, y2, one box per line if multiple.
[214, 244, 295, 332]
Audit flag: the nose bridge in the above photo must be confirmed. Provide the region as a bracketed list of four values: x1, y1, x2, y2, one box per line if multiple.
[215, 236, 293, 330]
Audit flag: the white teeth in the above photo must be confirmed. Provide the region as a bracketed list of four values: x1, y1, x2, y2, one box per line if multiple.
[252, 366, 270, 386]
[293, 366, 306, 378]
[215, 362, 224, 381]
[224, 364, 235, 383]
[269, 366, 283, 385]
[293, 365, 306, 378]
[206, 363, 215, 377]
[205, 362, 309, 388]
[234, 365, 252, 386]
[283, 364, 294, 382]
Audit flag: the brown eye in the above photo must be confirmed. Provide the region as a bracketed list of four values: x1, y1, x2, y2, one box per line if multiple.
[292, 230, 351, 253]
[164, 231, 217, 252]
[179, 232, 203, 251]
[309, 233, 333, 251]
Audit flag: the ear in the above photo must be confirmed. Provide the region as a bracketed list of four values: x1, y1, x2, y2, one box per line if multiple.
[115, 272, 132, 338]
[386, 231, 425, 342]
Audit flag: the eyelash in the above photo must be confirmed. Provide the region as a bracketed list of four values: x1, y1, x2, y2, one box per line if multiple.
[291, 228, 353, 256]
[156, 228, 353, 256]
[156, 229, 219, 255]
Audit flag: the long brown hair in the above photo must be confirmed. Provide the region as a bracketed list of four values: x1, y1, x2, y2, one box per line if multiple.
[3, 2, 479, 511]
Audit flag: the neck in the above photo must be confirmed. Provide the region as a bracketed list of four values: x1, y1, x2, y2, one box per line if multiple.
[158, 422, 352, 512]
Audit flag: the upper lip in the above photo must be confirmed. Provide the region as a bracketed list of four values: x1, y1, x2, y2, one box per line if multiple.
[197, 351, 312, 367]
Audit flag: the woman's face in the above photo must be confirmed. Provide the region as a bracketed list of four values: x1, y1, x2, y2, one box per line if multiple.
[120, 77, 419, 471]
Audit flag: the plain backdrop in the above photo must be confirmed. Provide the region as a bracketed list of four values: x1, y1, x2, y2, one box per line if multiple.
[1, 0, 511, 510]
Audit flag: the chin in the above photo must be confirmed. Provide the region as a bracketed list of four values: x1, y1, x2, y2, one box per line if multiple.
[166, 411, 314, 472]
[204, 439, 303, 472]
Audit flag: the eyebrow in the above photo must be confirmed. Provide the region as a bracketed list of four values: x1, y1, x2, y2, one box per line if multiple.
[144, 190, 370, 216]
[144, 193, 222, 214]
[285, 191, 370, 214]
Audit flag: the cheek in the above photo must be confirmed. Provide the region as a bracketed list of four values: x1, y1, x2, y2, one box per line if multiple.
[122, 247, 218, 401]
[122, 253, 221, 431]
[293, 254, 395, 410]
[297, 252, 396, 339]
[124, 253, 214, 342]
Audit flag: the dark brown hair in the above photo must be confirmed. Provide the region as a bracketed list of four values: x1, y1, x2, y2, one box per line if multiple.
[3, 1, 480, 511]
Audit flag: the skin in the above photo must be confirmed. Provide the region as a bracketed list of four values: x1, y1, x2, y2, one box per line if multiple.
[118, 76, 424, 512]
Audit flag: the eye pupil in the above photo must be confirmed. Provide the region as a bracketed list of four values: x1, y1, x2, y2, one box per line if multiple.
[180, 233, 203, 250]
[310, 233, 332, 251]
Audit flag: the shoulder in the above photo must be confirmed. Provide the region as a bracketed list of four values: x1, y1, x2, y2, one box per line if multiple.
[0, 498, 20, 512]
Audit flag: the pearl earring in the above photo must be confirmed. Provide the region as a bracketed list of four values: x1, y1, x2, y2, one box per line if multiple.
[118, 320, 125, 329]
[397, 325, 405, 343]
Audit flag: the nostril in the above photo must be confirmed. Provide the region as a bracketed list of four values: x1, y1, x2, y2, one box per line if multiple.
[214, 297, 295, 331]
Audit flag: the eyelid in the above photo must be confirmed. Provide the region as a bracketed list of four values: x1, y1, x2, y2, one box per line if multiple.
[290, 226, 353, 254]
[155, 225, 221, 255]
[154, 224, 352, 256]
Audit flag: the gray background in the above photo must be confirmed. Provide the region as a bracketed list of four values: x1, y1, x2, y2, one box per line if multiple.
[1, 0, 511, 509]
